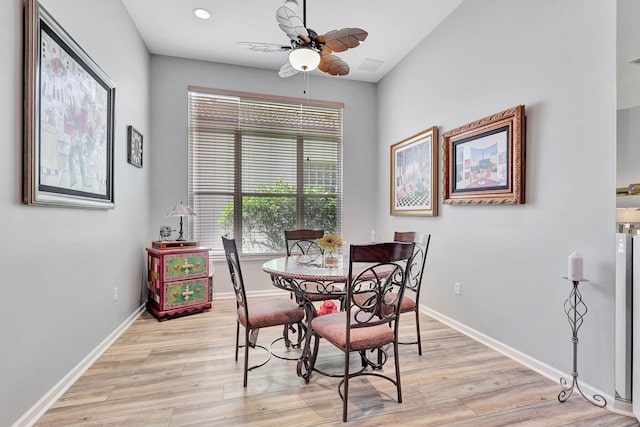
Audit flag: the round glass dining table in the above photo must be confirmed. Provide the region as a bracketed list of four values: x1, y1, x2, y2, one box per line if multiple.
[262, 255, 349, 379]
[262, 255, 349, 291]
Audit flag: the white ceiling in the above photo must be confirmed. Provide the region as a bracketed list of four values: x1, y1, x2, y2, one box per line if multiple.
[121, 0, 463, 83]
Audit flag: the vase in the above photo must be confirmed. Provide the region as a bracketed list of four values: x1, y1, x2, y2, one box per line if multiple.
[324, 251, 339, 268]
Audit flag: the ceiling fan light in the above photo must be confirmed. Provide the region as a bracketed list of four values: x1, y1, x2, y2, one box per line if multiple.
[193, 8, 210, 20]
[289, 47, 320, 72]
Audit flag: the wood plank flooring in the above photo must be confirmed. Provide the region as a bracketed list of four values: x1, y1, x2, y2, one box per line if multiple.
[34, 298, 640, 426]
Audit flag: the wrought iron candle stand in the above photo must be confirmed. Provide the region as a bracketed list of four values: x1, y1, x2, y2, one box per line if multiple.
[557, 278, 607, 407]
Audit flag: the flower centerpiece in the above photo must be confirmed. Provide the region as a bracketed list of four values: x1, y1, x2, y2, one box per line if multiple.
[317, 234, 344, 268]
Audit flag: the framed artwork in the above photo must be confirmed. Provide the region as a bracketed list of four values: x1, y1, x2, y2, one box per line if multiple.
[390, 126, 439, 216]
[443, 105, 525, 205]
[127, 126, 143, 168]
[23, 0, 116, 209]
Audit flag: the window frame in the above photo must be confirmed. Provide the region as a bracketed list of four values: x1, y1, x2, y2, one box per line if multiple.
[187, 86, 344, 258]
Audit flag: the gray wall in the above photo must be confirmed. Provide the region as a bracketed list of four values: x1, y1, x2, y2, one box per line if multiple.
[1, 1, 150, 425]
[2, 0, 621, 425]
[617, 0, 640, 207]
[149, 55, 378, 294]
[618, 106, 640, 188]
[618, 0, 640, 110]
[377, 0, 616, 395]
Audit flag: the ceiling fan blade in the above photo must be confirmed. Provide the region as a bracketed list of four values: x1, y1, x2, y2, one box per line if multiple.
[322, 28, 368, 53]
[318, 54, 350, 76]
[278, 62, 299, 78]
[237, 42, 291, 53]
[276, 6, 309, 42]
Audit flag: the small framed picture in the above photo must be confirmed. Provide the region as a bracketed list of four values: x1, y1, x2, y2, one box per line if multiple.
[443, 105, 525, 205]
[127, 125, 143, 168]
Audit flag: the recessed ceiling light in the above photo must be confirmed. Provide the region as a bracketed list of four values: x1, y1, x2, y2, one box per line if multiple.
[193, 8, 211, 20]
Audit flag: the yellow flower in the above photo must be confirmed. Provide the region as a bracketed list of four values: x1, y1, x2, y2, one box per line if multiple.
[317, 234, 344, 252]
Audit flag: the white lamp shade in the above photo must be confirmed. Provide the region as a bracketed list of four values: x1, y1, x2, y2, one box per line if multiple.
[167, 202, 196, 217]
[289, 47, 321, 72]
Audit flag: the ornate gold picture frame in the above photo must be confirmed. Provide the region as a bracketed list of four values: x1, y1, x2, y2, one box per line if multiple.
[443, 105, 525, 205]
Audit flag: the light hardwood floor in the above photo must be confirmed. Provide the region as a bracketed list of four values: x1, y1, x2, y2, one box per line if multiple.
[35, 298, 639, 426]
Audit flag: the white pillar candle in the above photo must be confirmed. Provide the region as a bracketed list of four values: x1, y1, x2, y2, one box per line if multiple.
[370, 230, 376, 243]
[568, 251, 583, 281]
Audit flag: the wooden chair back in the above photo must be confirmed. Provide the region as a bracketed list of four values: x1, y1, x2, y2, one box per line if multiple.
[393, 231, 416, 242]
[285, 229, 324, 256]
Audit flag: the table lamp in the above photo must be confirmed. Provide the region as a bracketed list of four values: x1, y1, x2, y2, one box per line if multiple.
[167, 202, 196, 241]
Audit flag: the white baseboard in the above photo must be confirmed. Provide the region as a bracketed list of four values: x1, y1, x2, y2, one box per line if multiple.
[14, 291, 279, 426]
[12, 304, 146, 427]
[420, 304, 633, 417]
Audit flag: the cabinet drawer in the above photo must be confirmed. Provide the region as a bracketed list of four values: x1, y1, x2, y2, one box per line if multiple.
[164, 252, 207, 281]
[164, 277, 208, 310]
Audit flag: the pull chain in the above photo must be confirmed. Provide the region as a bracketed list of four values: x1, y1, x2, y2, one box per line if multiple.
[303, 71, 310, 103]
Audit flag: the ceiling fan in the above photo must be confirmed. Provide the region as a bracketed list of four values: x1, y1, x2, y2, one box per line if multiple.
[238, 0, 368, 78]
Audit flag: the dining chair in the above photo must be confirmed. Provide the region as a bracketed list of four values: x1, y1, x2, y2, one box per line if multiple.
[308, 241, 415, 422]
[393, 231, 416, 243]
[285, 229, 324, 256]
[222, 236, 305, 387]
[284, 229, 342, 303]
[394, 231, 431, 355]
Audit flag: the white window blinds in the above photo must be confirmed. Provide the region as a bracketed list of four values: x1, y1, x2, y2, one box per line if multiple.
[188, 87, 343, 256]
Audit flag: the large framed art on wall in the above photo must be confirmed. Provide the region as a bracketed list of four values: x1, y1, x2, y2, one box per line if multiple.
[23, 0, 116, 208]
[442, 105, 525, 205]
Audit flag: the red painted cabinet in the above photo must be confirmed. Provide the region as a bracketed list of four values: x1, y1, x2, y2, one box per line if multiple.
[146, 246, 211, 320]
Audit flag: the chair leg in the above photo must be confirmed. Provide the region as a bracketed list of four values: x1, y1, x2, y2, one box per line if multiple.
[297, 321, 304, 347]
[376, 347, 383, 368]
[394, 341, 403, 403]
[243, 327, 250, 387]
[282, 324, 291, 348]
[414, 308, 422, 356]
[342, 350, 350, 422]
[306, 333, 321, 383]
[235, 320, 240, 361]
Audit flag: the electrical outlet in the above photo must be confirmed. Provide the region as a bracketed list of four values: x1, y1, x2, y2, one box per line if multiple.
[454, 282, 461, 295]
[113, 287, 118, 302]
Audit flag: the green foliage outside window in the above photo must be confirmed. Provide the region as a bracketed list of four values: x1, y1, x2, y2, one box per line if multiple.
[217, 179, 337, 253]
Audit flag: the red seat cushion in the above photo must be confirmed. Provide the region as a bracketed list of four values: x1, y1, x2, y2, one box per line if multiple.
[238, 299, 304, 329]
[311, 311, 395, 351]
[390, 292, 416, 313]
[352, 291, 416, 316]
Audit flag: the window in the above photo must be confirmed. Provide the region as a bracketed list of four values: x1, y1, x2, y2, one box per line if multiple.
[188, 87, 343, 256]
